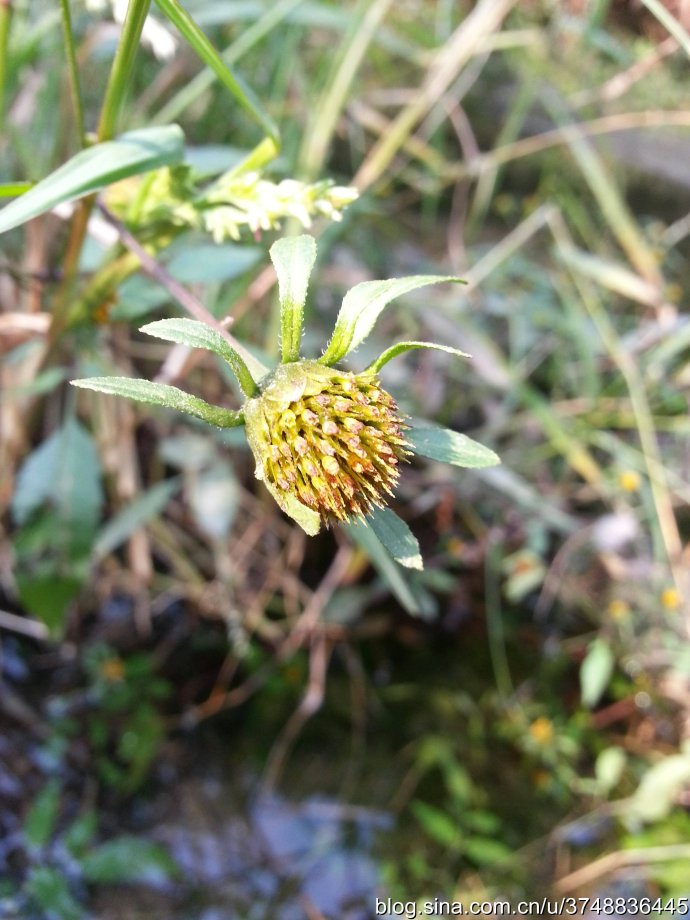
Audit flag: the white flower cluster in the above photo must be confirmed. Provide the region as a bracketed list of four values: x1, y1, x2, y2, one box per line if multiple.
[200, 173, 359, 243]
[85, 0, 178, 60]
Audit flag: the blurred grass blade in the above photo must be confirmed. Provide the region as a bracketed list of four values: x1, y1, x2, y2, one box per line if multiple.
[580, 637, 614, 708]
[320, 276, 460, 366]
[71, 377, 244, 429]
[0, 125, 184, 234]
[154, 0, 279, 143]
[270, 235, 317, 363]
[366, 507, 423, 570]
[0, 182, 34, 198]
[94, 479, 180, 559]
[409, 426, 500, 469]
[141, 318, 259, 397]
[367, 341, 470, 374]
[155, 0, 303, 126]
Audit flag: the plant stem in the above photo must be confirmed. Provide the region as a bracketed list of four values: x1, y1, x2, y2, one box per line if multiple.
[0, 0, 12, 136]
[98, 0, 152, 142]
[50, 0, 152, 344]
[59, 0, 86, 147]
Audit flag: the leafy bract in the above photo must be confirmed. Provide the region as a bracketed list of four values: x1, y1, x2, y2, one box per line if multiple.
[320, 275, 461, 366]
[367, 340, 470, 373]
[270, 235, 317, 363]
[366, 507, 423, 570]
[0, 125, 184, 234]
[409, 426, 500, 469]
[141, 318, 260, 396]
[71, 377, 244, 428]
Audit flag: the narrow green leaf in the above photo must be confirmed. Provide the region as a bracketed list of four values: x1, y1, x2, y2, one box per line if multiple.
[141, 318, 259, 397]
[154, 0, 279, 143]
[25, 867, 83, 920]
[94, 479, 180, 559]
[24, 780, 61, 849]
[320, 275, 462, 366]
[580, 637, 614, 709]
[71, 377, 244, 429]
[366, 507, 423, 570]
[346, 517, 432, 616]
[0, 126, 184, 234]
[409, 426, 500, 469]
[367, 340, 470, 374]
[270, 235, 317, 363]
[81, 836, 176, 884]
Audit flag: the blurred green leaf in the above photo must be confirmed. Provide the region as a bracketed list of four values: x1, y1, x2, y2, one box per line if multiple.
[16, 572, 83, 636]
[93, 479, 180, 559]
[580, 637, 614, 708]
[25, 867, 82, 920]
[595, 746, 626, 796]
[410, 801, 461, 849]
[463, 836, 512, 866]
[164, 242, 260, 283]
[366, 507, 423, 570]
[409, 426, 500, 469]
[24, 779, 61, 849]
[81, 836, 177, 884]
[0, 125, 184, 233]
[626, 750, 690, 823]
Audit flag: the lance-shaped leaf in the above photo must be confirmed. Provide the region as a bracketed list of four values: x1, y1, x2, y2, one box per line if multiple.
[319, 275, 462, 367]
[0, 125, 184, 234]
[409, 426, 500, 469]
[366, 341, 471, 374]
[141, 318, 260, 397]
[71, 377, 244, 429]
[366, 507, 423, 570]
[270, 235, 317, 364]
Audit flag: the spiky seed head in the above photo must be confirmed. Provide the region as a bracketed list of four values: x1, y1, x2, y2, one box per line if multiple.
[244, 360, 410, 525]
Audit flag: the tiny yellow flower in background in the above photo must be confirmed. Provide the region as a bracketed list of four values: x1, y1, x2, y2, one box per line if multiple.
[618, 470, 641, 493]
[661, 587, 680, 611]
[100, 657, 125, 683]
[607, 599, 630, 621]
[528, 717, 554, 746]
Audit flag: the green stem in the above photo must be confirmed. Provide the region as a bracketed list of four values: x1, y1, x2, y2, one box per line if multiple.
[59, 0, 86, 147]
[0, 0, 12, 136]
[98, 0, 152, 142]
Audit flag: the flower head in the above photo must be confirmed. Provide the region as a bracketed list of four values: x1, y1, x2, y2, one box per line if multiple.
[244, 361, 410, 526]
[72, 234, 499, 573]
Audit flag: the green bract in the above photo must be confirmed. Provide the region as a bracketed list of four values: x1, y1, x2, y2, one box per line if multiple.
[72, 234, 499, 570]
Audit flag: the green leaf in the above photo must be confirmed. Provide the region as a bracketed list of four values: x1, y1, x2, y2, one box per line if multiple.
[410, 800, 461, 849]
[0, 125, 184, 234]
[366, 507, 422, 570]
[11, 417, 103, 535]
[71, 377, 244, 429]
[346, 517, 434, 616]
[164, 242, 260, 283]
[24, 779, 61, 849]
[25, 867, 82, 920]
[319, 275, 461, 366]
[270, 234, 317, 364]
[81, 836, 177, 884]
[154, 0, 279, 144]
[0, 181, 33, 198]
[94, 479, 180, 559]
[141, 318, 260, 397]
[626, 750, 690, 823]
[409, 426, 500, 469]
[367, 340, 470, 374]
[580, 637, 615, 708]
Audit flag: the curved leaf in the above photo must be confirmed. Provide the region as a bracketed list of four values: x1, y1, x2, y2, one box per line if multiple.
[141, 318, 259, 397]
[0, 125, 185, 234]
[319, 275, 462, 366]
[409, 426, 499, 469]
[270, 234, 317, 363]
[366, 507, 422, 570]
[71, 377, 244, 429]
[367, 340, 470, 374]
